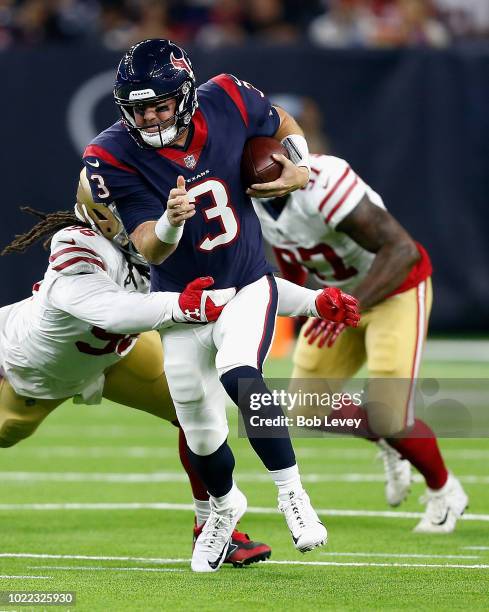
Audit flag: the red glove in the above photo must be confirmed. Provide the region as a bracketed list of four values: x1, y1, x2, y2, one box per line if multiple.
[304, 288, 360, 348]
[314, 287, 360, 327]
[177, 276, 226, 323]
[304, 320, 346, 348]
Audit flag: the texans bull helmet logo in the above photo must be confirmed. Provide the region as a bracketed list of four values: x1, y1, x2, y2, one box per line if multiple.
[170, 52, 194, 78]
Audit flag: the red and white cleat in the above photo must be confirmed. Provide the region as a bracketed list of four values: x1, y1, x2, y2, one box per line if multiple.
[193, 523, 271, 567]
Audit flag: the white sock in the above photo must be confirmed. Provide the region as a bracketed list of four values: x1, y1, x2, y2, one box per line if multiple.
[210, 482, 238, 512]
[270, 464, 304, 501]
[194, 498, 211, 527]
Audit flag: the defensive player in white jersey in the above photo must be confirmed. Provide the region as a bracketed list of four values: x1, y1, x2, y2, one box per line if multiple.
[0, 172, 277, 566]
[253, 153, 468, 534]
[0, 169, 358, 563]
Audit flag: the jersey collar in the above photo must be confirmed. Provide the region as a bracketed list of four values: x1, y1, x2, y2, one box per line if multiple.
[155, 110, 208, 169]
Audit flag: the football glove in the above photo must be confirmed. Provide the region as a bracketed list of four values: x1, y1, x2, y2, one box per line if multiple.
[304, 320, 346, 348]
[314, 287, 360, 326]
[174, 276, 236, 324]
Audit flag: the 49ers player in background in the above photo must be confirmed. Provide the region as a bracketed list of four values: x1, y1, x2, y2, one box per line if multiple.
[253, 153, 468, 534]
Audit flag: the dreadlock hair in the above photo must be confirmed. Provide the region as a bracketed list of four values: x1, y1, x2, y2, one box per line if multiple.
[1, 207, 87, 256]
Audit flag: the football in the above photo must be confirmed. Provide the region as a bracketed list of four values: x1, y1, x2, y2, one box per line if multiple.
[241, 136, 289, 188]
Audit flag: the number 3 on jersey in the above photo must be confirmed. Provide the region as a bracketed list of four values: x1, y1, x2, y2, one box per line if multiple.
[187, 179, 239, 251]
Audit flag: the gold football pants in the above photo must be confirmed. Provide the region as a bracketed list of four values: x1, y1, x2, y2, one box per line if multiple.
[0, 330, 174, 447]
[292, 279, 432, 437]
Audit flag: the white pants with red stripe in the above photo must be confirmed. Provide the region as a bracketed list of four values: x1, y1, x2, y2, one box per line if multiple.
[162, 275, 278, 456]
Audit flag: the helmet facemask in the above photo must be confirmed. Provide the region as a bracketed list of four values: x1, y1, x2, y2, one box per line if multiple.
[113, 39, 198, 149]
[116, 79, 196, 149]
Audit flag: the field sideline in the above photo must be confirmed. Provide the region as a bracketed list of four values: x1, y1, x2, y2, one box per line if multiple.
[0, 342, 487, 610]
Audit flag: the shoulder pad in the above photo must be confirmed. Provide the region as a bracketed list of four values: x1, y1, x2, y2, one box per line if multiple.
[308, 156, 365, 227]
[206, 74, 249, 124]
[48, 226, 108, 276]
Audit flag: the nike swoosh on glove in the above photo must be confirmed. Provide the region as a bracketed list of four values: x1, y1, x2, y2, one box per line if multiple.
[175, 276, 236, 323]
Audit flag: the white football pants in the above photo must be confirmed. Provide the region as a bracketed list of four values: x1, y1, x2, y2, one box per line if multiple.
[162, 275, 278, 456]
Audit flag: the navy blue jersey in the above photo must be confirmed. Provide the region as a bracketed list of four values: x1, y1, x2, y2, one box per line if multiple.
[83, 74, 280, 292]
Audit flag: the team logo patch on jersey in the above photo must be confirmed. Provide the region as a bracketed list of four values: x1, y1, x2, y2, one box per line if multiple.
[184, 154, 197, 169]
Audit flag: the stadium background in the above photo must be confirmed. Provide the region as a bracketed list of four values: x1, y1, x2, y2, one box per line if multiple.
[1, 0, 489, 331]
[0, 2, 488, 610]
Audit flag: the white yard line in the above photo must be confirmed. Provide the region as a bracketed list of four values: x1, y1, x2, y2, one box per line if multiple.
[0, 575, 52, 579]
[0, 553, 189, 563]
[0, 553, 485, 571]
[267, 560, 489, 570]
[463, 546, 489, 551]
[14, 446, 176, 458]
[6, 446, 349, 459]
[319, 552, 479, 560]
[31, 561, 489, 570]
[15, 558, 489, 572]
[0, 501, 487, 522]
[0, 471, 187, 483]
[30, 566, 184, 573]
[1, 471, 489, 484]
[5, 552, 480, 563]
[14, 446, 489, 460]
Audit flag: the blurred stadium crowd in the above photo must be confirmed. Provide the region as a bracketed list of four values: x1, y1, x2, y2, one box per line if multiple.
[0, 0, 488, 51]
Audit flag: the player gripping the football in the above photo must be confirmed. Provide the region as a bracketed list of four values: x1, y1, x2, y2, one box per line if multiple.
[253, 153, 468, 534]
[82, 39, 361, 571]
[0, 169, 358, 565]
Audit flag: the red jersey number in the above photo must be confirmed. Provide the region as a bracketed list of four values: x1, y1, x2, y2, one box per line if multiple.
[279, 244, 358, 282]
[76, 327, 138, 356]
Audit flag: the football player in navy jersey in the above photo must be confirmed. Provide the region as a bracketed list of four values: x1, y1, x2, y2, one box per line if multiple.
[83, 38, 360, 572]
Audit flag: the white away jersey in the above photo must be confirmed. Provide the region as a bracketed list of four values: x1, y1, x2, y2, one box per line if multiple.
[0, 225, 179, 401]
[253, 154, 385, 293]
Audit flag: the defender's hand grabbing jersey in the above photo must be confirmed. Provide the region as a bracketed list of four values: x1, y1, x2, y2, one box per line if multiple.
[84, 74, 279, 292]
[0, 223, 334, 403]
[0, 225, 180, 401]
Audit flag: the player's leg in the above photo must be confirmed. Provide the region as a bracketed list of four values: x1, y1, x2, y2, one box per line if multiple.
[291, 318, 369, 426]
[0, 374, 64, 447]
[103, 331, 175, 420]
[292, 310, 412, 506]
[105, 330, 270, 567]
[215, 274, 327, 553]
[176, 423, 271, 567]
[162, 324, 247, 572]
[293, 320, 367, 381]
[365, 279, 467, 531]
